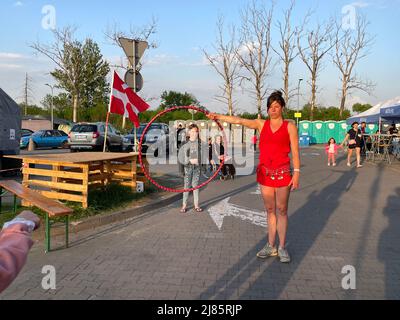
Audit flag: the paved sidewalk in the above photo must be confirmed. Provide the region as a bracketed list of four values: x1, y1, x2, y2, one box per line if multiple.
[1, 147, 399, 300]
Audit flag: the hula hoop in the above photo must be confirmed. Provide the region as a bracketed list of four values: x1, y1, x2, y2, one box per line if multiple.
[138, 106, 226, 193]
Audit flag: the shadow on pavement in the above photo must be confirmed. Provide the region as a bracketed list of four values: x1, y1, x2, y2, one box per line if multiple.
[378, 186, 400, 299]
[197, 168, 358, 300]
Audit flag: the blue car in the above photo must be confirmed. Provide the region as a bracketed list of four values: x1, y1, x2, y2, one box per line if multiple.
[20, 130, 69, 149]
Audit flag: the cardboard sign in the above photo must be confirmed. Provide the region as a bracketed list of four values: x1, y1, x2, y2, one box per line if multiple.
[10, 129, 15, 140]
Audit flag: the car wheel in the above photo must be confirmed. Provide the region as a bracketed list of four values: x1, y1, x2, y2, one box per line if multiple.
[61, 141, 69, 149]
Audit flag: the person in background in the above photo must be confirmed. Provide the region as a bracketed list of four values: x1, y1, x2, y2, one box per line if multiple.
[176, 124, 186, 176]
[325, 138, 341, 167]
[389, 123, 399, 135]
[0, 211, 40, 293]
[360, 122, 367, 156]
[251, 134, 258, 152]
[178, 124, 207, 213]
[341, 122, 363, 168]
[209, 135, 227, 180]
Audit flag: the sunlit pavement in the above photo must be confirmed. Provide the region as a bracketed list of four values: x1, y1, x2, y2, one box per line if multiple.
[1, 146, 400, 300]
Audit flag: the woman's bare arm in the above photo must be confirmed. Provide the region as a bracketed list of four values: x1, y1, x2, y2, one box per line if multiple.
[207, 113, 264, 131]
[288, 122, 300, 170]
[341, 134, 350, 145]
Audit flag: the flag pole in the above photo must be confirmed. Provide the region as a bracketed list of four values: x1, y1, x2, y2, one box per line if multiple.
[104, 71, 115, 152]
[103, 112, 110, 152]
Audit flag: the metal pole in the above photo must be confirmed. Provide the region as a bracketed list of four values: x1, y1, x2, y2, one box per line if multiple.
[51, 87, 54, 130]
[133, 40, 138, 152]
[45, 84, 54, 129]
[297, 79, 303, 129]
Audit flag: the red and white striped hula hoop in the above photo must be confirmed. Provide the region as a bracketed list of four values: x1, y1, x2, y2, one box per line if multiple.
[138, 106, 226, 193]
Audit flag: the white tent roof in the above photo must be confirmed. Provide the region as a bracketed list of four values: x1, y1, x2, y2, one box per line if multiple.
[347, 96, 400, 124]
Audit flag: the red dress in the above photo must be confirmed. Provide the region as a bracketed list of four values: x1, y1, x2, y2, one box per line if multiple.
[256, 120, 292, 188]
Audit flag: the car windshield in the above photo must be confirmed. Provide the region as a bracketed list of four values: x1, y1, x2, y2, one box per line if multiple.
[135, 125, 162, 135]
[32, 131, 43, 137]
[71, 125, 97, 133]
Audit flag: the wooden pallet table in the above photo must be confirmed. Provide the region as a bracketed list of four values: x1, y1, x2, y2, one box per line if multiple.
[6, 152, 148, 209]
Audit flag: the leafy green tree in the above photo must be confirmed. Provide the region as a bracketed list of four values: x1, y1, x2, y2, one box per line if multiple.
[32, 27, 110, 123]
[352, 103, 372, 113]
[80, 39, 110, 110]
[159, 91, 200, 110]
[19, 104, 48, 117]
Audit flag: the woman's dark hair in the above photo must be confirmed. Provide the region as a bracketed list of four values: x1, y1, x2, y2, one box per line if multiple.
[328, 137, 336, 145]
[351, 121, 359, 127]
[188, 124, 199, 131]
[267, 91, 286, 111]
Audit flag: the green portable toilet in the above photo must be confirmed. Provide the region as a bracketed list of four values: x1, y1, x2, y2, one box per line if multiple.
[337, 121, 349, 143]
[325, 121, 338, 143]
[367, 123, 377, 134]
[299, 121, 312, 137]
[311, 121, 325, 144]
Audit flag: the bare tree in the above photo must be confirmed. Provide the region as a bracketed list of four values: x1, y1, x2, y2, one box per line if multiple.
[203, 16, 241, 116]
[31, 27, 83, 122]
[17, 72, 35, 115]
[104, 16, 158, 72]
[236, 0, 274, 117]
[272, 0, 301, 107]
[333, 15, 375, 117]
[297, 18, 336, 120]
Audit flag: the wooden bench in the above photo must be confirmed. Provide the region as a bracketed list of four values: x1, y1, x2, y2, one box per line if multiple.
[0, 180, 73, 253]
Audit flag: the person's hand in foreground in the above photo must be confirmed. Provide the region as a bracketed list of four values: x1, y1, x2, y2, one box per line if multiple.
[0, 211, 40, 293]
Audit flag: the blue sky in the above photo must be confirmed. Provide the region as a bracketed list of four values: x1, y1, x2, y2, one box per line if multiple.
[1, 0, 399, 114]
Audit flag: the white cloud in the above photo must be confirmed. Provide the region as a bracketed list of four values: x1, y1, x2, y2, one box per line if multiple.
[14, 1, 23, 7]
[0, 63, 23, 69]
[0, 52, 25, 59]
[144, 53, 179, 66]
[350, 1, 371, 8]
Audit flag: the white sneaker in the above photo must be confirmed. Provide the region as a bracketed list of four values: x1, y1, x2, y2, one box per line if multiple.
[347, 163, 351, 167]
[278, 247, 291, 263]
[333, 163, 337, 167]
[328, 163, 331, 166]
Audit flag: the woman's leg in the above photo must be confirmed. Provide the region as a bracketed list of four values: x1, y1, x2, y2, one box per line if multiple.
[192, 167, 201, 208]
[182, 166, 193, 209]
[260, 185, 277, 247]
[356, 147, 362, 166]
[347, 149, 353, 164]
[275, 186, 291, 249]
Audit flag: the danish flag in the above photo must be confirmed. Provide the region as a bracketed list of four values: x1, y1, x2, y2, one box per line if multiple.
[109, 71, 150, 127]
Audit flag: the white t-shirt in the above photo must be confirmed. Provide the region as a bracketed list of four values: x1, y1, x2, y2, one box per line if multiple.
[329, 144, 335, 154]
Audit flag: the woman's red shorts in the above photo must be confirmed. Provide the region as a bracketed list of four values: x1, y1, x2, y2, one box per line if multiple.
[256, 165, 292, 188]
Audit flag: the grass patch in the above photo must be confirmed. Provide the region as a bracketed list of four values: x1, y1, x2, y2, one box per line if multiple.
[0, 183, 157, 228]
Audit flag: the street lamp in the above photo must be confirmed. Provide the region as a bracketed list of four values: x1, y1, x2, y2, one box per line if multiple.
[45, 84, 55, 130]
[297, 79, 303, 129]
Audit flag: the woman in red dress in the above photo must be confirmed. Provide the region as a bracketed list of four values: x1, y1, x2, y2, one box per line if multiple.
[207, 91, 300, 263]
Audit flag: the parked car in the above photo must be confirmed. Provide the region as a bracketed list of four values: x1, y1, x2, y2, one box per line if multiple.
[123, 123, 170, 154]
[21, 129, 34, 137]
[20, 130, 69, 149]
[68, 122, 123, 152]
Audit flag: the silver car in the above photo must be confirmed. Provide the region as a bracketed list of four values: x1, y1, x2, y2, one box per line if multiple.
[68, 122, 123, 152]
[123, 123, 170, 153]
